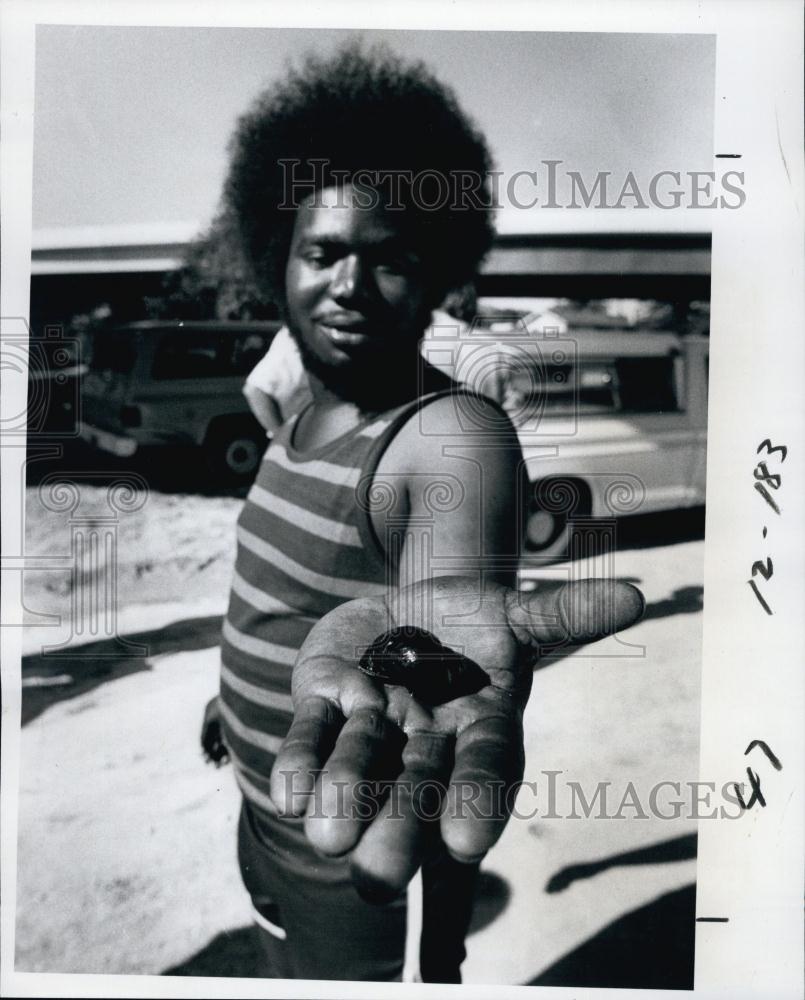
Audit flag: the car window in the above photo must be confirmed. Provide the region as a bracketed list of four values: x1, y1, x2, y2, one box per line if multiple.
[509, 356, 679, 417]
[510, 362, 619, 416]
[615, 356, 679, 412]
[151, 330, 273, 380]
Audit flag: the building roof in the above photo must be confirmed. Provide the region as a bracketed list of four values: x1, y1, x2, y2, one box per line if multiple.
[30, 213, 711, 279]
[31, 221, 201, 275]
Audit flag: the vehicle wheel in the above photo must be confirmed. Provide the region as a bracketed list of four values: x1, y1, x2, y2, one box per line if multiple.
[524, 477, 590, 562]
[205, 419, 266, 484]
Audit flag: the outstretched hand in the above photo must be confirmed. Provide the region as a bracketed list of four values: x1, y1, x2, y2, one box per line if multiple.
[269, 576, 644, 901]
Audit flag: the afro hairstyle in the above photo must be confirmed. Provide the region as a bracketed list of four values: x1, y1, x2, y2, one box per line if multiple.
[222, 41, 496, 309]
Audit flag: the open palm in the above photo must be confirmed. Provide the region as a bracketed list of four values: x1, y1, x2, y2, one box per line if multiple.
[269, 575, 644, 901]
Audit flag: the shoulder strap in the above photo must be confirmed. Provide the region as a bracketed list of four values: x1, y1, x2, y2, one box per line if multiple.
[353, 388, 466, 564]
[361, 389, 452, 474]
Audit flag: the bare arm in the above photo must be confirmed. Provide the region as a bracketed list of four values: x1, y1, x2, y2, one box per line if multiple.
[375, 392, 523, 590]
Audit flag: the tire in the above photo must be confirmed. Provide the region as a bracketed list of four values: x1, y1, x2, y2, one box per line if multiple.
[524, 477, 591, 563]
[204, 418, 266, 484]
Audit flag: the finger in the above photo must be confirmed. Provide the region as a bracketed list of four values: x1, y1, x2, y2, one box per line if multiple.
[350, 730, 453, 903]
[304, 707, 405, 857]
[270, 696, 344, 816]
[505, 579, 645, 651]
[441, 714, 524, 864]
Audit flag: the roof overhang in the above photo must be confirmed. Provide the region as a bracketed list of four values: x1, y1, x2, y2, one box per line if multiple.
[30, 215, 711, 279]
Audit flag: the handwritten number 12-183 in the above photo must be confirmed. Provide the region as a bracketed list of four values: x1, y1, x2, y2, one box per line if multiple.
[748, 440, 787, 615]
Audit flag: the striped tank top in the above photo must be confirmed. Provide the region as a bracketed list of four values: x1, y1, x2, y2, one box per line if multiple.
[219, 390, 449, 823]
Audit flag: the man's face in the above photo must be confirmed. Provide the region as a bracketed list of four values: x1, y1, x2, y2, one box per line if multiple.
[284, 184, 435, 400]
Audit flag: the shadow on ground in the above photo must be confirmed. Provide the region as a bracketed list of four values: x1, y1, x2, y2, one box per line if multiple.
[642, 586, 703, 621]
[614, 506, 705, 552]
[544, 832, 697, 894]
[21, 614, 223, 725]
[522, 583, 703, 670]
[525, 834, 697, 989]
[163, 877, 695, 988]
[527, 883, 696, 990]
[25, 440, 256, 498]
[164, 926, 265, 979]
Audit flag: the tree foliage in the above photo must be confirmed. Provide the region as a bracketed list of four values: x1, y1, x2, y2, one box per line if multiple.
[144, 210, 278, 321]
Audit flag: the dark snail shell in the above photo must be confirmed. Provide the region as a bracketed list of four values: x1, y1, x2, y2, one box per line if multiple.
[358, 627, 489, 705]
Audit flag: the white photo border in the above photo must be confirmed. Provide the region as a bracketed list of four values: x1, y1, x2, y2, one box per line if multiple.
[1, 1, 802, 998]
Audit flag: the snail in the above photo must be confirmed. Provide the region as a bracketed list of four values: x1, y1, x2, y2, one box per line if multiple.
[358, 627, 489, 705]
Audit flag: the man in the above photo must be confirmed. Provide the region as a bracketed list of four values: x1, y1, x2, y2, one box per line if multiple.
[203, 42, 644, 983]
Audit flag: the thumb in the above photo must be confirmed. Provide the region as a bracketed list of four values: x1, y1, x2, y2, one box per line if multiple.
[505, 579, 646, 651]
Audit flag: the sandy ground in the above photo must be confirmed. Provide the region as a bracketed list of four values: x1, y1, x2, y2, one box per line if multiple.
[14, 480, 704, 987]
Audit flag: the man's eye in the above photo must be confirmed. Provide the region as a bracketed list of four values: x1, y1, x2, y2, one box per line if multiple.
[303, 249, 332, 268]
[374, 255, 421, 276]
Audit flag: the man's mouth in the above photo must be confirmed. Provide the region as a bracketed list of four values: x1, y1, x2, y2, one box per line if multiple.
[315, 316, 374, 347]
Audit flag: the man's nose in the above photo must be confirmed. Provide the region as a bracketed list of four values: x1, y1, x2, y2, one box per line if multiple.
[329, 254, 370, 306]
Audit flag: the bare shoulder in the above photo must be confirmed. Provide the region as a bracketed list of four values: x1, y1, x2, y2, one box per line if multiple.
[381, 391, 522, 476]
[374, 390, 524, 587]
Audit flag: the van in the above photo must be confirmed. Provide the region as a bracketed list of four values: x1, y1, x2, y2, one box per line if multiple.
[506, 328, 709, 560]
[79, 320, 281, 480]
